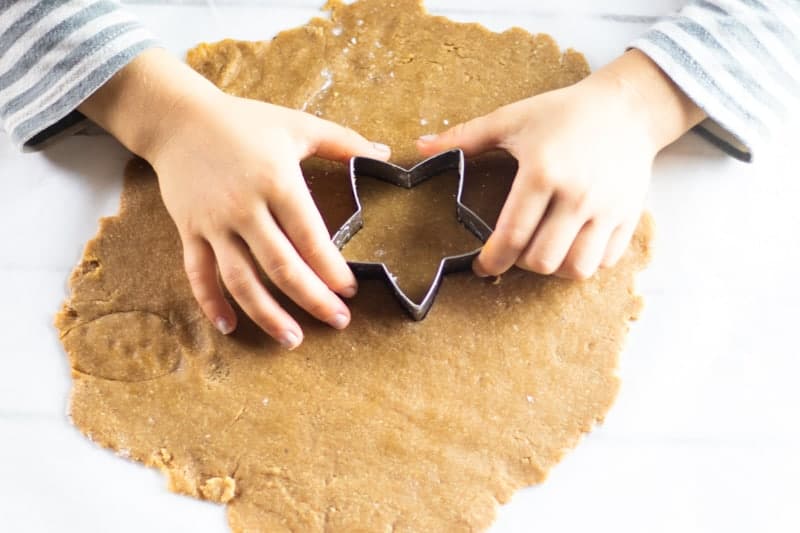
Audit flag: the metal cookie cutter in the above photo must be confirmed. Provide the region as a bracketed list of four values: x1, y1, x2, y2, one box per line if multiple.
[332, 148, 493, 320]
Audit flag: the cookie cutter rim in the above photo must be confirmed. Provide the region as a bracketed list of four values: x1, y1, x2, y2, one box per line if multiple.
[331, 148, 493, 321]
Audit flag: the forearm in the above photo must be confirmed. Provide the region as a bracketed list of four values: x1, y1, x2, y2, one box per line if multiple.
[631, 0, 800, 161]
[591, 49, 707, 152]
[78, 47, 220, 160]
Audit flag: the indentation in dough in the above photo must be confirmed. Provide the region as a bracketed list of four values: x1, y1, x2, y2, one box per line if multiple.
[79, 259, 101, 275]
[64, 311, 181, 381]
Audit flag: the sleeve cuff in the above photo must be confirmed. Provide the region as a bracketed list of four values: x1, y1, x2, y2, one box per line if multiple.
[16, 37, 162, 150]
[632, 31, 757, 163]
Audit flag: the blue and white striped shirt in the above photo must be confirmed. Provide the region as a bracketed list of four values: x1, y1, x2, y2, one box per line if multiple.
[0, 0, 798, 161]
[0, 0, 158, 149]
[631, 0, 800, 160]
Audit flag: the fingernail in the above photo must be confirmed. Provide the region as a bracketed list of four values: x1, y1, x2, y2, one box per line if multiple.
[372, 142, 391, 155]
[340, 284, 358, 298]
[330, 312, 350, 330]
[418, 134, 437, 143]
[215, 317, 234, 335]
[280, 330, 301, 350]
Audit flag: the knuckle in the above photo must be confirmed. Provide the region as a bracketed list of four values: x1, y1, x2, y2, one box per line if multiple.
[301, 244, 327, 268]
[497, 224, 531, 252]
[450, 122, 468, 139]
[184, 273, 221, 309]
[562, 189, 591, 213]
[250, 310, 282, 337]
[217, 189, 261, 228]
[304, 246, 348, 288]
[184, 265, 208, 287]
[225, 203, 254, 227]
[184, 260, 215, 298]
[266, 259, 300, 288]
[180, 217, 204, 237]
[291, 227, 325, 257]
[258, 180, 282, 202]
[530, 168, 558, 190]
[221, 265, 251, 296]
[528, 152, 560, 185]
[193, 291, 220, 311]
[305, 298, 333, 320]
[449, 119, 480, 144]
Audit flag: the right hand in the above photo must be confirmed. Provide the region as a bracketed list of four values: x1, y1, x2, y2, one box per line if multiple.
[79, 49, 390, 349]
[149, 91, 390, 349]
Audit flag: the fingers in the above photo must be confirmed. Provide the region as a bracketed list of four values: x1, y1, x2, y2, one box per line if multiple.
[183, 237, 237, 335]
[516, 199, 586, 276]
[303, 115, 391, 162]
[268, 164, 358, 298]
[470, 151, 638, 280]
[479, 205, 635, 280]
[474, 167, 552, 276]
[416, 107, 514, 157]
[556, 220, 615, 280]
[243, 203, 353, 332]
[213, 236, 303, 349]
[601, 221, 637, 268]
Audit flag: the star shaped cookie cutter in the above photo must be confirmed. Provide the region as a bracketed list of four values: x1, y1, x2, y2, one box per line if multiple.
[332, 148, 493, 320]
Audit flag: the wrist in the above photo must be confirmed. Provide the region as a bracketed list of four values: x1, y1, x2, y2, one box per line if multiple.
[78, 48, 221, 162]
[587, 49, 707, 151]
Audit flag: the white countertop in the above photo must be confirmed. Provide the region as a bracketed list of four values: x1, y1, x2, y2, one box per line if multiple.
[1, 1, 799, 532]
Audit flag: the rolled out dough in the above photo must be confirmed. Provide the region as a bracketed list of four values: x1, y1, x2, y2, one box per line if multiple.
[56, 1, 653, 531]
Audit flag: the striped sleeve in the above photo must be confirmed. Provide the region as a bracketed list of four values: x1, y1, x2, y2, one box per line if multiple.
[631, 0, 800, 162]
[0, 0, 160, 150]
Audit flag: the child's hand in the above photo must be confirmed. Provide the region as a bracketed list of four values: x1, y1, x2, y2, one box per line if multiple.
[79, 49, 390, 349]
[151, 93, 390, 348]
[417, 49, 705, 280]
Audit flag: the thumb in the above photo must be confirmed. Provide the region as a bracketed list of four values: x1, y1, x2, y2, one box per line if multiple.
[304, 116, 391, 162]
[416, 108, 510, 157]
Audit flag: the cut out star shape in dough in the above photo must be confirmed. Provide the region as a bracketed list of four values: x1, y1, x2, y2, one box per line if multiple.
[332, 149, 493, 320]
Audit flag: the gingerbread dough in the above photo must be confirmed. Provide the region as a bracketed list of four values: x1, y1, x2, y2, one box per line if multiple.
[56, 1, 653, 531]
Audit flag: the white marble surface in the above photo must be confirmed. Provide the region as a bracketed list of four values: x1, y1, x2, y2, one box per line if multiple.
[2, 1, 799, 532]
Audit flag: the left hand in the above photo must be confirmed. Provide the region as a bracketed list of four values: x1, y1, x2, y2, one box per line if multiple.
[417, 50, 705, 280]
